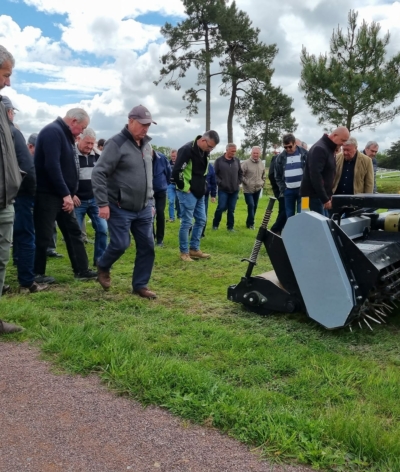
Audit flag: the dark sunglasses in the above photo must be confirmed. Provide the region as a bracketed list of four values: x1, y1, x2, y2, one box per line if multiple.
[283, 144, 294, 150]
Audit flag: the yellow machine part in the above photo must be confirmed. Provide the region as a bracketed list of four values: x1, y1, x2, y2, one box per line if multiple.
[384, 212, 400, 232]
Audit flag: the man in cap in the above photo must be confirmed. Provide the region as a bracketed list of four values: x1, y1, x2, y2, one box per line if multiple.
[92, 105, 157, 298]
[0, 45, 24, 334]
[1, 95, 18, 123]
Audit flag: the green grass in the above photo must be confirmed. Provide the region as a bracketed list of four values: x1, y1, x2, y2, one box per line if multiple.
[376, 174, 400, 194]
[3, 191, 400, 471]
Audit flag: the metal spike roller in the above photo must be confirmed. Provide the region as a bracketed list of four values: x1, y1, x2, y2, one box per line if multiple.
[241, 197, 276, 279]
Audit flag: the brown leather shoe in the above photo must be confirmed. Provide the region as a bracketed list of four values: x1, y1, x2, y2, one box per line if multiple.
[97, 265, 111, 290]
[19, 281, 49, 293]
[0, 320, 24, 334]
[189, 249, 210, 259]
[133, 287, 157, 299]
[180, 252, 194, 262]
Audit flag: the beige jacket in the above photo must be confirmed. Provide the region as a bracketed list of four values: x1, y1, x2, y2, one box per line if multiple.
[333, 151, 374, 195]
[241, 158, 266, 193]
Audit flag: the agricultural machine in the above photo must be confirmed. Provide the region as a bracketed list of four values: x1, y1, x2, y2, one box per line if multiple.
[228, 194, 400, 330]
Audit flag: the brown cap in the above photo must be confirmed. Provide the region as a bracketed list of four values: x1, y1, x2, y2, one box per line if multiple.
[128, 105, 157, 125]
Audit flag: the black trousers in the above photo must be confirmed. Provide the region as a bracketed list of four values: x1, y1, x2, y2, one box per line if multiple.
[153, 191, 166, 244]
[34, 193, 89, 276]
[270, 196, 287, 233]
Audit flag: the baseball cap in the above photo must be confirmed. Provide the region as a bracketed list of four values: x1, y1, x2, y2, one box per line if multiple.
[1, 96, 19, 111]
[128, 105, 157, 125]
[27, 133, 38, 146]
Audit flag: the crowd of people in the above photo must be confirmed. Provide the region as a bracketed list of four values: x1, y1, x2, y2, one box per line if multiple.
[0, 44, 380, 335]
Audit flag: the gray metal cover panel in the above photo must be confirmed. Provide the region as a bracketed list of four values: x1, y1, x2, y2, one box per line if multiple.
[282, 212, 354, 329]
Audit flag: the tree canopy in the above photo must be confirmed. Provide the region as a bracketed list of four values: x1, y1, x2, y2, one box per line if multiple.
[299, 10, 400, 131]
[240, 82, 297, 157]
[155, 0, 277, 141]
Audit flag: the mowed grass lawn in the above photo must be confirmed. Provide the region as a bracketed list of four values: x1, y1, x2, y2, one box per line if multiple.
[3, 179, 400, 471]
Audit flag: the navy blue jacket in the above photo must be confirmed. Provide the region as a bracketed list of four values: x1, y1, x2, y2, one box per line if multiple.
[9, 122, 36, 197]
[205, 162, 217, 197]
[34, 117, 79, 197]
[152, 151, 171, 194]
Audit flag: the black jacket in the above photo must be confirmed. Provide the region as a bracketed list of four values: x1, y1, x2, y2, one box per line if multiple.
[35, 117, 79, 197]
[9, 122, 36, 197]
[268, 155, 280, 198]
[213, 155, 242, 193]
[300, 134, 337, 203]
[172, 136, 210, 199]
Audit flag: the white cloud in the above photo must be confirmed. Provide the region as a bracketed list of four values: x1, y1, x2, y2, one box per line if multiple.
[1, 0, 400, 153]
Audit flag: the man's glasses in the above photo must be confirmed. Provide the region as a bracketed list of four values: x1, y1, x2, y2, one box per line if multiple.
[204, 139, 215, 151]
[283, 144, 294, 150]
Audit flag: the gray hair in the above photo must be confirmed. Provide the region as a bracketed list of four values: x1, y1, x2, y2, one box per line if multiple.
[79, 127, 96, 139]
[203, 130, 220, 145]
[365, 140, 379, 149]
[170, 149, 177, 154]
[344, 137, 358, 147]
[65, 108, 89, 123]
[226, 143, 237, 150]
[0, 45, 15, 68]
[251, 146, 261, 152]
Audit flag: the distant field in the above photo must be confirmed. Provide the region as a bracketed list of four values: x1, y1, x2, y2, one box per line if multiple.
[376, 174, 400, 194]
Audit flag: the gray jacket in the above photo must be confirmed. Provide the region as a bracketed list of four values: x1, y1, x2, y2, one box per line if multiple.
[92, 126, 153, 212]
[0, 98, 22, 208]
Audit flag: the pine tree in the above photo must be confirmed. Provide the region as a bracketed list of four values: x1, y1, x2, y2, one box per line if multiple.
[218, 2, 277, 142]
[300, 10, 400, 131]
[154, 0, 226, 130]
[241, 83, 297, 157]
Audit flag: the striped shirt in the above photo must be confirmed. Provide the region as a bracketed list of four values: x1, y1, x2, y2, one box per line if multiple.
[284, 149, 303, 188]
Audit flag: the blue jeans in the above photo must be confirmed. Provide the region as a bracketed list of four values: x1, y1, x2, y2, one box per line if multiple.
[284, 187, 301, 219]
[309, 197, 329, 217]
[97, 203, 155, 290]
[244, 190, 261, 227]
[177, 191, 206, 253]
[167, 184, 181, 220]
[13, 196, 35, 287]
[75, 198, 108, 266]
[212, 190, 239, 229]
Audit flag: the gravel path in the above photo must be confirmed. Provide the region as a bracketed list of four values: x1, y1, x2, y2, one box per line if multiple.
[0, 342, 314, 472]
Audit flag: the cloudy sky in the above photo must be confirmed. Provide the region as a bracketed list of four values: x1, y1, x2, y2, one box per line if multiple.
[1, 0, 399, 153]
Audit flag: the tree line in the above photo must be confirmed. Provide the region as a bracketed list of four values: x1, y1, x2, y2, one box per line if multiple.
[154, 3, 400, 157]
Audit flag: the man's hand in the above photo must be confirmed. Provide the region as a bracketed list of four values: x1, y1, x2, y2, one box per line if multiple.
[211, 197, 216, 203]
[324, 199, 332, 210]
[72, 195, 81, 207]
[99, 206, 110, 220]
[62, 195, 74, 213]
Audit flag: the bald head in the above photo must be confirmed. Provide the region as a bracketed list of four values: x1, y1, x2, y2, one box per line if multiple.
[329, 127, 350, 146]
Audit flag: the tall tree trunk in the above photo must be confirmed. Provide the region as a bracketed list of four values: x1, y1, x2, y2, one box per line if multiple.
[205, 26, 211, 130]
[227, 57, 237, 143]
[262, 121, 269, 158]
[227, 80, 237, 143]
